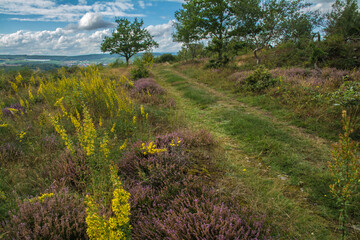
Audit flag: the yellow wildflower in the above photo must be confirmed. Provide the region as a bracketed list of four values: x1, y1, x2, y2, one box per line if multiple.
[18, 131, 26, 142]
[140, 105, 145, 117]
[15, 73, 23, 85]
[110, 123, 116, 133]
[119, 139, 127, 151]
[9, 81, 18, 93]
[141, 141, 166, 155]
[28, 86, 34, 102]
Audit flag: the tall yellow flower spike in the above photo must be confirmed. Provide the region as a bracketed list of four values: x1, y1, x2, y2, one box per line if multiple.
[85, 164, 131, 240]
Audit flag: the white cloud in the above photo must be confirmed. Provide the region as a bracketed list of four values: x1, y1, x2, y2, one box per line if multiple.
[138, 1, 153, 9]
[78, 12, 115, 30]
[308, 0, 335, 12]
[139, 1, 146, 9]
[146, 20, 182, 52]
[0, 28, 111, 55]
[0, 21, 181, 55]
[0, 0, 143, 22]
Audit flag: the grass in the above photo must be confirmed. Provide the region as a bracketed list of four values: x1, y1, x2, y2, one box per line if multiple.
[158, 69, 218, 108]
[237, 94, 343, 141]
[214, 107, 337, 215]
[154, 65, 340, 239]
[171, 63, 358, 142]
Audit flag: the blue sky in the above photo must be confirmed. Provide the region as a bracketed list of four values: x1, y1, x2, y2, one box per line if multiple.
[0, 0, 339, 55]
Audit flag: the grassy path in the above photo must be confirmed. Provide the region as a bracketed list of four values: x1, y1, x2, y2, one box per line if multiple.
[153, 65, 338, 239]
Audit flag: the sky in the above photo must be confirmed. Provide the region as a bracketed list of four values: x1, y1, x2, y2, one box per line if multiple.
[0, 0, 343, 56]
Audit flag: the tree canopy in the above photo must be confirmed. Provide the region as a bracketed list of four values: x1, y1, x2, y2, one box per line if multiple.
[174, 0, 318, 65]
[101, 18, 158, 65]
[326, 0, 360, 39]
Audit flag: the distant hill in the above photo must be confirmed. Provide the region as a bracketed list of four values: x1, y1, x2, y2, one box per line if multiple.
[0, 52, 175, 71]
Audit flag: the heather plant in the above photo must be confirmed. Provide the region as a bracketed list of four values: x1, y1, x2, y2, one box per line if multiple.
[151, 189, 270, 240]
[115, 129, 272, 239]
[3, 186, 88, 240]
[51, 148, 91, 192]
[132, 78, 165, 95]
[328, 110, 360, 239]
[2, 103, 25, 117]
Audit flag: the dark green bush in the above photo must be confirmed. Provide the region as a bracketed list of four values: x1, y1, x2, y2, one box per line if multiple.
[156, 54, 177, 63]
[130, 53, 154, 80]
[241, 65, 278, 92]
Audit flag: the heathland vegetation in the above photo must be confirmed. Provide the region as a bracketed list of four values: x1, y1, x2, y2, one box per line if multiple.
[0, 0, 360, 239]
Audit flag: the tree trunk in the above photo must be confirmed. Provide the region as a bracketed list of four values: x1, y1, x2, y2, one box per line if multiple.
[314, 61, 322, 75]
[253, 48, 261, 65]
[126, 57, 130, 66]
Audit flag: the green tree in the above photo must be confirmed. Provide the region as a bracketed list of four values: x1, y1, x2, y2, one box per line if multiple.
[174, 0, 235, 65]
[326, 0, 360, 40]
[101, 18, 158, 66]
[173, 1, 202, 60]
[231, 0, 313, 64]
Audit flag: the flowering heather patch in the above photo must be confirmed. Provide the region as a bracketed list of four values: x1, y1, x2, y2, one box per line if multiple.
[133, 78, 165, 95]
[2, 103, 25, 117]
[154, 189, 269, 240]
[116, 130, 271, 239]
[51, 149, 91, 192]
[3, 186, 88, 240]
[229, 71, 252, 84]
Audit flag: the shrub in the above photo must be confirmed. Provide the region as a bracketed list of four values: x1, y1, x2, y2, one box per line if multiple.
[51, 149, 91, 192]
[132, 78, 165, 95]
[205, 56, 230, 69]
[130, 53, 154, 80]
[328, 110, 360, 238]
[109, 59, 126, 68]
[3, 187, 88, 240]
[132, 185, 271, 240]
[240, 66, 278, 93]
[154, 189, 269, 240]
[330, 81, 360, 107]
[156, 54, 176, 63]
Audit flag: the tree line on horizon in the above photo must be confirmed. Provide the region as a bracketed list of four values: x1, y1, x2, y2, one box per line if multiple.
[100, 0, 359, 69]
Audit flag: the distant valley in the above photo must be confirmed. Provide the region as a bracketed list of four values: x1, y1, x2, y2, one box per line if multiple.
[0, 53, 168, 71]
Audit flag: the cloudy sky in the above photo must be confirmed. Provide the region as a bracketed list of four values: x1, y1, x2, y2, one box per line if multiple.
[0, 0, 339, 56]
